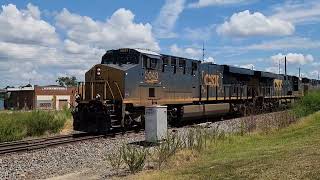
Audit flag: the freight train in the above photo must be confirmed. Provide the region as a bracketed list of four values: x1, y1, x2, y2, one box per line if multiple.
[72, 48, 320, 133]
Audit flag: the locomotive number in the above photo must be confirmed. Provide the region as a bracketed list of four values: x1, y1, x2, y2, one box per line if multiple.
[203, 74, 220, 87]
[274, 79, 283, 91]
[145, 71, 159, 84]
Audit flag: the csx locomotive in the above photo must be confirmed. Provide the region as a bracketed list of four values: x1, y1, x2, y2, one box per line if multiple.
[73, 48, 320, 133]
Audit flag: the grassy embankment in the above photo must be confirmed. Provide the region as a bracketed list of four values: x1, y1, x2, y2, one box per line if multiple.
[131, 91, 320, 179]
[0, 108, 72, 142]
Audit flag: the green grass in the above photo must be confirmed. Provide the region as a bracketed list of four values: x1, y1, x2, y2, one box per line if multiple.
[0, 110, 71, 142]
[134, 112, 320, 180]
[292, 90, 320, 117]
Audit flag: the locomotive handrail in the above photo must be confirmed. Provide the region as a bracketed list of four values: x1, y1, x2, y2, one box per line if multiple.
[106, 81, 115, 99]
[114, 81, 124, 100]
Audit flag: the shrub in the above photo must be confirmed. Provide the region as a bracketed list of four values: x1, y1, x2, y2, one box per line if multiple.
[153, 132, 183, 169]
[122, 144, 148, 173]
[0, 118, 27, 142]
[293, 90, 320, 117]
[106, 146, 124, 173]
[185, 128, 196, 149]
[25, 111, 55, 136]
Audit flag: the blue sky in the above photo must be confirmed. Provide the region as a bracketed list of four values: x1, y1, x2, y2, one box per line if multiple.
[0, 0, 319, 87]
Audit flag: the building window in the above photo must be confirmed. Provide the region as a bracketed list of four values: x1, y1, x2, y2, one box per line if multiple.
[149, 88, 155, 97]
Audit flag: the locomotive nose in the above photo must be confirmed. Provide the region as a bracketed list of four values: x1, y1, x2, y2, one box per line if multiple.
[84, 64, 125, 101]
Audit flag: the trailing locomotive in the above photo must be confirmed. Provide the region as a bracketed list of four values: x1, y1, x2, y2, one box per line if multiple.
[72, 48, 320, 133]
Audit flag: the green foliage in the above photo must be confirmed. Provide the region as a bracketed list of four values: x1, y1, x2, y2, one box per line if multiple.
[293, 90, 320, 117]
[62, 105, 72, 119]
[106, 146, 124, 172]
[56, 76, 78, 87]
[0, 111, 68, 142]
[122, 144, 148, 173]
[153, 132, 183, 169]
[0, 118, 27, 142]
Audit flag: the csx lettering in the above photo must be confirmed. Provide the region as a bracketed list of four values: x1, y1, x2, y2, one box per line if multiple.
[204, 74, 220, 87]
[145, 71, 159, 84]
[274, 79, 283, 91]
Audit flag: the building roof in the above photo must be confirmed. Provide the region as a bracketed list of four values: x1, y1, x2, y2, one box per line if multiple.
[6, 86, 34, 91]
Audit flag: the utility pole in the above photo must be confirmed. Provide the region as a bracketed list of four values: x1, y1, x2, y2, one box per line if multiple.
[298, 67, 301, 78]
[284, 56, 287, 80]
[202, 42, 205, 62]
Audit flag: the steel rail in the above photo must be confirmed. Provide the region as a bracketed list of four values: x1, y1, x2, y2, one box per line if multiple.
[0, 133, 105, 155]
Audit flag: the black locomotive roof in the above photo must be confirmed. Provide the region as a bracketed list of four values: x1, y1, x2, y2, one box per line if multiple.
[223, 65, 254, 76]
[101, 63, 137, 71]
[255, 71, 281, 79]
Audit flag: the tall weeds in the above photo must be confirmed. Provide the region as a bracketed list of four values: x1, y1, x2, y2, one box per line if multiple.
[0, 110, 68, 142]
[122, 144, 148, 174]
[292, 90, 320, 117]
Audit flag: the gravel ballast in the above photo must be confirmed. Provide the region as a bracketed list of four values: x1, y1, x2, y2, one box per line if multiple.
[0, 111, 290, 180]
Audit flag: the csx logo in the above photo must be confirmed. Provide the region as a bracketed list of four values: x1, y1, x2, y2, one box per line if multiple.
[145, 71, 159, 84]
[203, 74, 220, 87]
[274, 79, 283, 91]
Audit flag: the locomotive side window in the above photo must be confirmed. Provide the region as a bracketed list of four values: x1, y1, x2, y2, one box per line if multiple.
[150, 58, 157, 69]
[162, 57, 169, 72]
[143, 56, 157, 70]
[192, 62, 198, 75]
[149, 88, 155, 97]
[179, 59, 186, 74]
[171, 58, 177, 74]
[143, 56, 148, 68]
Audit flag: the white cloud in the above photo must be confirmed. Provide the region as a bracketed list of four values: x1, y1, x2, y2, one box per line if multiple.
[153, 0, 185, 38]
[56, 8, 160, 51]
[240, 64, 254, 70]
[265, 66, 280, 74]
[246, 37, 320, 50]
[0, 4, 59, 45]
[188, 0, 251, 8]
[205, 56, 215, 63]
[271, 53, 314, 65]
[183, 25, 215, 41]
[170, 44, 202, 59]
[272, 1, 320, 24]
[0, 4, 161, 87]
[217, 10, 295, 37]
[309, 70, 319, 79]
[169, 44, 215, 61]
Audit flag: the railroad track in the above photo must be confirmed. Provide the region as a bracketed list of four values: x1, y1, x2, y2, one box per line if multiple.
[0, 133, 105, 155]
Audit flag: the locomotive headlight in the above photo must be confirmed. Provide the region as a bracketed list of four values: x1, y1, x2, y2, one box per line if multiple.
[96, 68, 101, 76]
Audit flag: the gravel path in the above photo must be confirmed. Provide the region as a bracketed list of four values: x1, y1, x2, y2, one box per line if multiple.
[0, 111, 290, 180]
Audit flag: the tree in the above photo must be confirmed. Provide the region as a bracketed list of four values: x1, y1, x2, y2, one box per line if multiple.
[56, 76, 78, 87]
